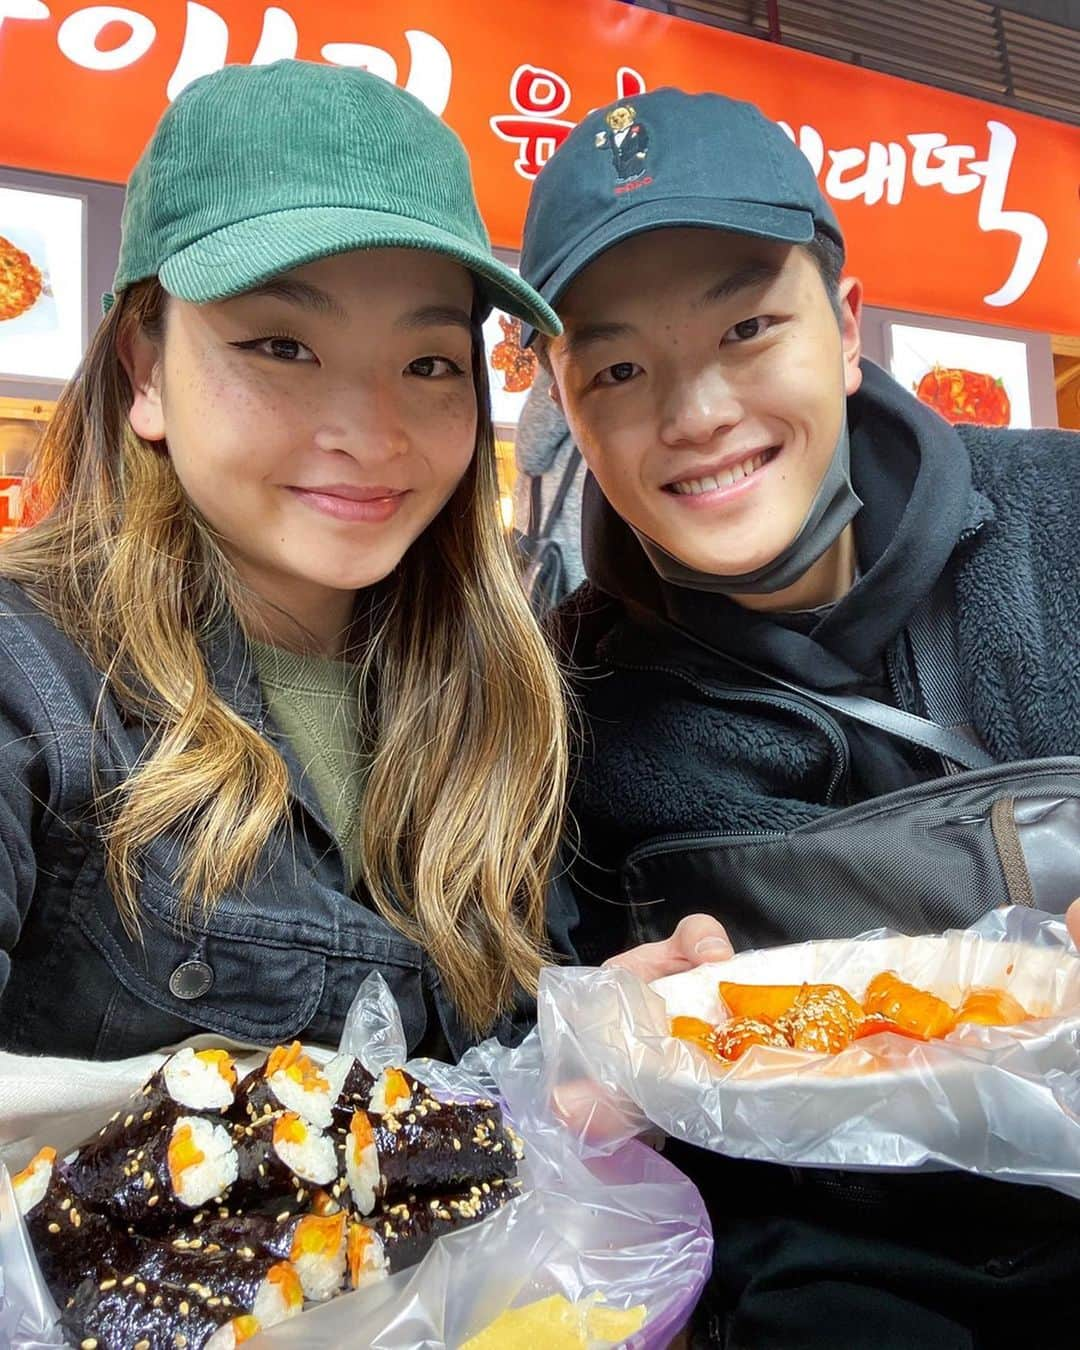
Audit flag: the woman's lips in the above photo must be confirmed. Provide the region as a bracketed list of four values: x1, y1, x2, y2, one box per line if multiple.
[286, 484, 408, 523]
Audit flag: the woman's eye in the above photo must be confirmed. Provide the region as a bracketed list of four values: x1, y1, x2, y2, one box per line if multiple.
[594, 361, 641, 387]
[234, 336, 317, 362]
[407, 355, 466, 378]
[722, 316, 770, 344]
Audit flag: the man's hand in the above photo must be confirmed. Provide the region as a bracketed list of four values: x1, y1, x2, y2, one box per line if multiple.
[1067, 898, 1080, 949]
[604, 913, 733, 983]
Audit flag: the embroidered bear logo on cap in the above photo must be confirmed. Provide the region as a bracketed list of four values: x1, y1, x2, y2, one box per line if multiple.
[594, 104, 650, 185]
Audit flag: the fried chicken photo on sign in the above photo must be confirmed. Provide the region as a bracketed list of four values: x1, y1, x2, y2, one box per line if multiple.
[490, 315, 538, 394]
[0, 235, 43, 321]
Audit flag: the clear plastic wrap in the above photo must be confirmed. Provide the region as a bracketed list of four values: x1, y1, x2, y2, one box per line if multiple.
[538, 907, 1080, 1197]
[0, 975, 712, 1348]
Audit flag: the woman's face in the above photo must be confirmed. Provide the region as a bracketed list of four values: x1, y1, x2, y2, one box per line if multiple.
[126, 249, 478, 644]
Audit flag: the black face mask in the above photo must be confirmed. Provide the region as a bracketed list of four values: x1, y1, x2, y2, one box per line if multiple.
[630, 418, 862, 596]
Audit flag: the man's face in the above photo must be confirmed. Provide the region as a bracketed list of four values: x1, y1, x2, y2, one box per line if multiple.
[548, 228, 863, 578]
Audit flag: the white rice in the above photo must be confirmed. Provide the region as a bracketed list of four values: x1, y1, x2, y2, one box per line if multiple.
[13, 1149, 53, 1216]
[171, 1116, 239, 1209]
[369, 1067, 413, 1117]
[349, 1224, 389, 1291]
[205, 1320, 255, 1350]
[291, 1215, 348, 1302]
[252, 1264, 303, 1328]
[274, 1123, 338, 1185]
[163, 1048, 234, 1112]
[267, 1052, 345, 1130]
[345, 1133, 380, 1216]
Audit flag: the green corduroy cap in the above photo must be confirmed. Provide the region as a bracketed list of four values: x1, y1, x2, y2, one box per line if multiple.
[107, 59, 560, 337]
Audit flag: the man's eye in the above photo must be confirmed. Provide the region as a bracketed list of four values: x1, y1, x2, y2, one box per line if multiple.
[722, 316, 770, 344]
[407, 356, 466, 378]
[594, 361, 641, 387]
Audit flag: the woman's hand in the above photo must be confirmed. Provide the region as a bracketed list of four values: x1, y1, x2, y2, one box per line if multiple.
[603, 913, 734, 983]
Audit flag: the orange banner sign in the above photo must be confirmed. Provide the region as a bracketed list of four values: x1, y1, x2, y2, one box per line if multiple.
[0, 0, 1077, 332]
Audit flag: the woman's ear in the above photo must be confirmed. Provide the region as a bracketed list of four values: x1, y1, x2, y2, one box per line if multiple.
[119, 324, 166, 443]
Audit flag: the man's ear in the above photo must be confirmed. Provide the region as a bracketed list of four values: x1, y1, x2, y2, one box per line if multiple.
[838, 275, 864, 398]
[119, 323, 166, 443]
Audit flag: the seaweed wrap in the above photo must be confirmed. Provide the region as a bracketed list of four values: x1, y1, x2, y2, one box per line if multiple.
[365, 1176, 521, 1274]
[61, 1268, 262, 1350]
[12, 1148, 132, 1304]
[171, 1208, 348, 1303]
[343, 1101, 520, 1215]
[70, 1114, 239, 1234]
[132, 1242, 304, 1329]
[231, 1111, 339, 1212]
[232, 1043, 351, 1129]
[328, 1057, 376, 1129]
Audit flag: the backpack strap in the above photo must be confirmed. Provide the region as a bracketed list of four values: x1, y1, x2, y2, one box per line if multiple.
[539, 443, 582, 538]
[662, 617, 997, 773]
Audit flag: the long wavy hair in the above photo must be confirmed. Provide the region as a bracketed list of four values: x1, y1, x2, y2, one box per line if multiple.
[0, 277, 568, 1034]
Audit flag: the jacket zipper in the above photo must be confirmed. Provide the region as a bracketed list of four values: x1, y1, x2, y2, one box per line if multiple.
[610, 658, 849, 803]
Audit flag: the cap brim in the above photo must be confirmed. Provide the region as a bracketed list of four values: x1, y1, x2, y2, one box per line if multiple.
[159, 205, 561, 337]
[521, 196, 814, 346]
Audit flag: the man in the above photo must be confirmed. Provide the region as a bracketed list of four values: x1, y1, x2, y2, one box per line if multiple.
[519, 87, 1080, 1348]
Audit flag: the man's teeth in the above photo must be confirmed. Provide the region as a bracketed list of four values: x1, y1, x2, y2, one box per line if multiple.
[671, 452, 770, 495]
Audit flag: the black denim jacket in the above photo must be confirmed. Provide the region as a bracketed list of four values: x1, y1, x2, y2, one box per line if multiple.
[0, 581, 577, 1061]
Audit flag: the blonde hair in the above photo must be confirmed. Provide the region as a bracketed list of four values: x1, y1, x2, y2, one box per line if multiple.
[0, 279, 568, 1034]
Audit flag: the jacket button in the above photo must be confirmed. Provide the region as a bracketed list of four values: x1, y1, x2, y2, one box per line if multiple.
[169, 960, 214, 1000]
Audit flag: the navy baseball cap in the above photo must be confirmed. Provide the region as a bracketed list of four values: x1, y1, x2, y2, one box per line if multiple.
[519, 87, 843, 345]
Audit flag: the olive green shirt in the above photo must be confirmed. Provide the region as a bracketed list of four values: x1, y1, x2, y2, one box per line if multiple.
[251, 642, 367, 891]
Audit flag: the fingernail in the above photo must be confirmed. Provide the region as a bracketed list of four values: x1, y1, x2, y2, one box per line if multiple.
[695, 937, 733, 960]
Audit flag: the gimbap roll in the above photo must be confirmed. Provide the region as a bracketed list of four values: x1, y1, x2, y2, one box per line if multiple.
[343, 1101, 519, 1215]
[61, 1267, 262, 1350]
[172, 1208, 348, 1303]
[12, 1148, 131, 1304]
[233, 1043, 351, 1130]
[71, 1114, 239, 1234]
[232, 1111, 339, 1212]
[329, 1057, 376, 1130]
[343, 1221, 389, 1292]
[133, 1242, 304, 1329]
[367, 1066, 434, 1118]
[365, 1176, 521, 1274]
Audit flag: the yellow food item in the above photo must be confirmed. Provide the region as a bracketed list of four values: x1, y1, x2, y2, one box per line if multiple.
[461, 1294, 647, 1348]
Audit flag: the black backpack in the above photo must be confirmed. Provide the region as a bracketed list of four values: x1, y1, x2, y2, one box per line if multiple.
[514, 441, 582, 617]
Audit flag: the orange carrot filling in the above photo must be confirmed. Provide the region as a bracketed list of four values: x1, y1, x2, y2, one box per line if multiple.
[347, 1222, 375, 1288]
[266, 1040, 328, 1092]
[267, 1262, 304, 1307]
[195, 1049, 238, 1087]
[13, 1146, 56, 1187]
[291, 1212, 346, 1261]
[381, 1068, 410, 1109]
[350, 1110, 375, 1160]
[231, 1314, 260, 1343]
[167, 1124, 205, 1187]
[273, 1113, 309, 1148]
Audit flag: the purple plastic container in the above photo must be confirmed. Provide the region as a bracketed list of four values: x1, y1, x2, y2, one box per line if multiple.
[585, 1139, 714, 1349]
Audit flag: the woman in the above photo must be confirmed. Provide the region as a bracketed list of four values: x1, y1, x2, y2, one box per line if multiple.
[0, 59, 576, 1062]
